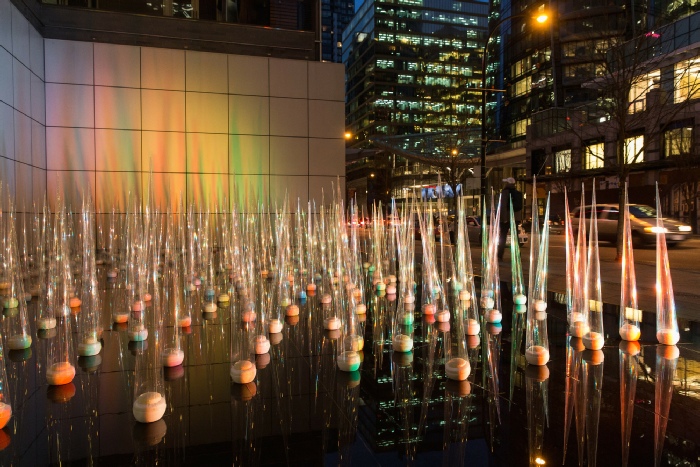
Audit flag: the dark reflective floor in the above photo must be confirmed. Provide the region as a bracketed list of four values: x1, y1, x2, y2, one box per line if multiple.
[2, 274, 700, 466]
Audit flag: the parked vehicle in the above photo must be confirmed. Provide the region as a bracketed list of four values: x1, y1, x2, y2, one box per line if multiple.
[570, 203, 692, 247]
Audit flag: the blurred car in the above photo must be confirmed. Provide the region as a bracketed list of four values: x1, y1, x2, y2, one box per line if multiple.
[521, 215, 564, 235]
[570, 203, 692, 247]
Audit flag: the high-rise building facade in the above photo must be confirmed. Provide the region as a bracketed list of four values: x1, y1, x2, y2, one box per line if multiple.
[322, 0, 355, 62]
[491, 0, 700, 174]
[343, 0, 488, 144]
[342, 0, 488, 209]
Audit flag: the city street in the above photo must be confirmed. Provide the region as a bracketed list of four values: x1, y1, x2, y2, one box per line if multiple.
[473, 233, 700, 322]
[390, 228, 700, 321]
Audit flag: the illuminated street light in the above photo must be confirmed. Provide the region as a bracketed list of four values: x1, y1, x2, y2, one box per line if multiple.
[480, 12, 551, 201]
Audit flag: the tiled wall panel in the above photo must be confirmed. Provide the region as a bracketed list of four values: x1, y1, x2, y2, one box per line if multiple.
[0, 0, 46, 211]
[0, 14, 345, 213]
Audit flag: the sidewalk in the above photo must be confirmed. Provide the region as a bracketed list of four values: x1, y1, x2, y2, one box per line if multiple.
[476, 245, 700, 322]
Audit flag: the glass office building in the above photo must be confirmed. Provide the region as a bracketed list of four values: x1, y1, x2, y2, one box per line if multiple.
[343, 0, 488, 209]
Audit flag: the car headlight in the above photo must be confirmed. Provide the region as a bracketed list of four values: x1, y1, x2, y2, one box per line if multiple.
[644, 226, 668, 233]
[679, 225, 692, 232]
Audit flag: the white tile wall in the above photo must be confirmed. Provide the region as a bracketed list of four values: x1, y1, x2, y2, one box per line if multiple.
[28, 26, 43, 80]
[141, 47, 185, 91]
[0, 157, 16, 208]
[270, 175, 308, 209]
[186, 51, 228, 93]
[231, 174, 269, 210]
[309, 138, 344, 176]
[309, 176, 344, 207]
[15, 161, 32, 210]
[31, 120, 45, 168]
[186, 92, 228, 133]
[270, 136, 307, 175]
[10, 7, 29, 68]
[187, 172, 229, 210]
[0, 1, 46, 211]
[270, 98, 307, 137]
[141, 131, 186, 172]
[3, 31, 345, 213]
[32, 167, 46, 205]
[0, 102, 14, 159]
[0, 48, 13, 106]
[309, 100, 344, 139]
[308, 62, 344, 101]
[229, 95, 269, 135]
[0, 0, 12, 54]
[13, 59, 31, 115]
[141, 89, 185, 132]
[47, 127, 95, 171]
[45, 39, 93, 85]
[13, 110, 31, 165]
[186, 133, 228, 173]
[96, 129, 141, 171]
[270, 59, 307, 99]
[96, 171, 140, 212]
[30, 72, 45, 124]
[228, 55, 268, 96]
[229, 134, 269, 174]
[142, 171, 186, 213]
[47, 170, 95, 212]
[94, 43, 140, 88]
[95, 86, 142, 130]
[46, 83, 94, 128]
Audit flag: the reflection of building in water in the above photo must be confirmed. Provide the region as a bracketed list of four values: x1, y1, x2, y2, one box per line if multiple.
[356, 319, 487, 455]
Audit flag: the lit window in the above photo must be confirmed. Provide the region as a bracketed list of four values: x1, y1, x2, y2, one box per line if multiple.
[585, 142, 604, 169]
[664, 124, 693, 158]
[675, 57, 700, 103]
[555, 149, 571, 173]
[624, 135, 644, 164]
[628, 70, 659, 113]
[511, 118, 530, 137]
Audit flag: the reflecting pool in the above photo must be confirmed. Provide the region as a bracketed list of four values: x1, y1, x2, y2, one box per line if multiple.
[2, 275, 699, 466]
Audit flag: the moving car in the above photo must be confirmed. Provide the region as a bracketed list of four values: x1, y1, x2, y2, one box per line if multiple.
[521, 214, 564, 235]
[570, 203, 692, 247]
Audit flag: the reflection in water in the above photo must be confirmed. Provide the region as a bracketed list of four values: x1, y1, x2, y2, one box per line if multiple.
[4, 238, 700, 466]
[654, 345, 679, 467]
[583, 349, 604, 467]
[510, 309, 526, 405]
[46, 381, 76, 464]
[270, 335, 292, 464]
[392, 351, 415, 462]
[562, 336, 576, 464]
[78, 354, 102, 465]
[132, 418, 168, 463]
[525, 365, 549, 467]
[320, 325, 337, 460]
[619, 341, 640, 467]
[417, 318, 439, 440]
[7, 347, 31, 460]
[372, 293, 388, 379]
[337, 370, 361, 466]
[485, 322, 502, 451]
[443, 377, 471, 466]
[571, 337, 586, 467]
[231, 380, 260, 465]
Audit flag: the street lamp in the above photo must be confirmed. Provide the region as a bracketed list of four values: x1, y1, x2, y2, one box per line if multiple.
[480, 12, 550, 201]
